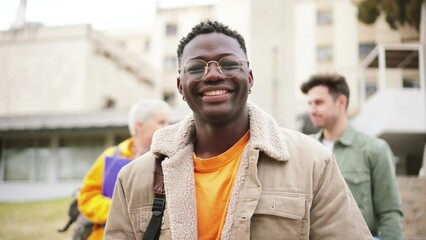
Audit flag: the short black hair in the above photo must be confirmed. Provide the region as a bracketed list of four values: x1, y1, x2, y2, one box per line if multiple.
[300, 73, 350, 108]
[176, 20, 247, 65]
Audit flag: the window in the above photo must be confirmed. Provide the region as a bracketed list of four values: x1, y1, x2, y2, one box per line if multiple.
[144, 39, 150, 51]
[359, 43, 376, 58]
[2, 138, 50, 182]
[58, 137, 104, 181]
[164, 56, 177, 72]
[365, 82, 377, 98]
[317, 11, 332, 25]
[114, 134, 129, 145]
[163, 92, 175, 105]
[317, 46, 333, 61]
[165, 23, 178, 36]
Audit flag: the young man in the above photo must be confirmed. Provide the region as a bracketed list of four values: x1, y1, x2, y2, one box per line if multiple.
[105, 21, 371, 239]
[77, 99, 171, 240]
[301, 73, 404, 240]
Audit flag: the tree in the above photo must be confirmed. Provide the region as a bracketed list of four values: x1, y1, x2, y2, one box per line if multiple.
[356, 0, 425, 31]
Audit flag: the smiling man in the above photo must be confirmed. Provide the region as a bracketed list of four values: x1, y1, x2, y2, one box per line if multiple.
[105, 21, 371, 240]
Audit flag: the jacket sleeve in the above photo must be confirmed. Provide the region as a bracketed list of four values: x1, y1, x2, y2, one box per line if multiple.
[310, 154, 372, 239]
[370, 140, 404, 240]
[78, 149, 113, 224]
[104, 170, 136, 239]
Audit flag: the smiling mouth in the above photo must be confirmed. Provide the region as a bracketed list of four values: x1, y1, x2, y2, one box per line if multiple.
[202, 90, 229, 96]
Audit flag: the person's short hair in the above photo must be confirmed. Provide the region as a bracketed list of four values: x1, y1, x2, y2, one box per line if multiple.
[176, 20, 247, 65]
[300, 73, 350, 108]
[128, 99, 171, 136]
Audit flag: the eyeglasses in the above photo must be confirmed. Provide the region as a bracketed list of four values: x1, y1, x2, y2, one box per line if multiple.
[179, 55, 249, 81]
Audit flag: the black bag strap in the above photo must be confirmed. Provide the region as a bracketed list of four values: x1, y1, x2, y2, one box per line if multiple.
[143, 156, 166, 240]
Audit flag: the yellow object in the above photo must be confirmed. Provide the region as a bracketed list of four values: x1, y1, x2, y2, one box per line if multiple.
[194, 131, 250, 240]
[78, 138, 135, 240]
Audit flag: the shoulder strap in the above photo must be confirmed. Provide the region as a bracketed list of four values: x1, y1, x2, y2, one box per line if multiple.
[143, 156, 166, 240]
[113, 146, 121, 157]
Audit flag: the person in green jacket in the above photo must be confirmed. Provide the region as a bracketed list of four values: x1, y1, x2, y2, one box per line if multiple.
[300, 73, 404, 240]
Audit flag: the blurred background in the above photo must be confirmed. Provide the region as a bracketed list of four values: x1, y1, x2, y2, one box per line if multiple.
[0, 0, 425, 239]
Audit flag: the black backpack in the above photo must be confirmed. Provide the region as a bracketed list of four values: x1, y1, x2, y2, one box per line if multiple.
[58, 197, 93, 240]
[58, 198, 80, 233]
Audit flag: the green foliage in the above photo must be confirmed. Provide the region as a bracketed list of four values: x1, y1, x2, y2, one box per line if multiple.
[358, 0, 381, 24]
[356, 0, 425, 31]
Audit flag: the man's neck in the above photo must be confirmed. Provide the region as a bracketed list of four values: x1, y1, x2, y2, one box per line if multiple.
[132, 137, 149, 157]
[194, 115, 250, 159]
[323, 117, 348, 141]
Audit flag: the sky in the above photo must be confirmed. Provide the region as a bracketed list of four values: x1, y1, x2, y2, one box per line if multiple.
[0, 0, 157, 31]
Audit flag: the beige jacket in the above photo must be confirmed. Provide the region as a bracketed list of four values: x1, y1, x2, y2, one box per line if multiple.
[105, 103, 371, 240]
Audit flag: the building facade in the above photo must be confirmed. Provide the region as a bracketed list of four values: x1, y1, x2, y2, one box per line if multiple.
[0, 24, 163, 201]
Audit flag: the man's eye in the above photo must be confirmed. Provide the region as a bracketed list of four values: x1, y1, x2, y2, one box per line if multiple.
[186, 65, 205, 74]
[220, 61, 240, 70]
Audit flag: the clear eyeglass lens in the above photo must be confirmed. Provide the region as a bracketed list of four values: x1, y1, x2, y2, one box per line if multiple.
[184, 56, 244, 81]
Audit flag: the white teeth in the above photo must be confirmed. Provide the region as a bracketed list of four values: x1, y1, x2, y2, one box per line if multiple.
[204, 90, 227, 96]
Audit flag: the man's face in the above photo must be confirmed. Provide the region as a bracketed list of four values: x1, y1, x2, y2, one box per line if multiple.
[177, 33, 253, 124]
[138, 109, 171, 144]
[306, 85, 341, 129]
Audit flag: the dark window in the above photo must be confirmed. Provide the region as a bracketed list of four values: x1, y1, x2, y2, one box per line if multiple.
[166, 23, 178, 36]
[164, 56, 177, 72]
[359, 43, 376, 58]
[403, 78, 420, 88]
[2, 138, 50, 182]
[58, 137, 104, 181]
[365, 82, 377, 98]
[317, 46, 333, 61]
[317, 11, 332, 25]
[144, 39, 150, 51]
[114, 135, 129, 145]
[163, 92, 175, 105]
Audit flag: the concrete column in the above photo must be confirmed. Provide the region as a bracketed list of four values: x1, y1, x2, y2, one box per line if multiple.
[50, 135, 60, 183]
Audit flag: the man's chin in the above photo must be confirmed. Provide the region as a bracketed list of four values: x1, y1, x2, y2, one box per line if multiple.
[312, 122, 323, 129]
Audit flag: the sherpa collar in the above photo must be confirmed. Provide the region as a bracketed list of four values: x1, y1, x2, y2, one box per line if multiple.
[151, 102, 290, 161]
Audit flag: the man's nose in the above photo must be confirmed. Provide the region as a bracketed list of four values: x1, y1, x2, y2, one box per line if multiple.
[309, 106, 318, 116]
[202, 63, 224, 81]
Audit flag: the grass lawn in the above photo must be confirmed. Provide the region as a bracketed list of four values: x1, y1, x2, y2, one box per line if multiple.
[0, 197, 74, 240]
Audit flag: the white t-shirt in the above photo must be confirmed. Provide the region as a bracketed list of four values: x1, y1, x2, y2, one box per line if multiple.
[321, 139, 335, 151]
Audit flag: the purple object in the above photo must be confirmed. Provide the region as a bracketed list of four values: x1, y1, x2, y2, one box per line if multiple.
[102, 156, 132, 198]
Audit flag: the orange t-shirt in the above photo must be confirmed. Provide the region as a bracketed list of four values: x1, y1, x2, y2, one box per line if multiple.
[193, 131, 250, 240]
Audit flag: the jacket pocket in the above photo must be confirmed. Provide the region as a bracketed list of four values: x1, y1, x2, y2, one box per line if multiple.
[135, 206, 171, 239]
[251, 194, 306, 239]
[140, 207, 171, 230]
[343, 172, 371, 211]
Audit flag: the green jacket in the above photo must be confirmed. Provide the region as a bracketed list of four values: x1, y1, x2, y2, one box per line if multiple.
[314, 125, 403, 240]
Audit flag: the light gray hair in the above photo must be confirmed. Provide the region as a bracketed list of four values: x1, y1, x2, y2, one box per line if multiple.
[128, 99, 171, 136]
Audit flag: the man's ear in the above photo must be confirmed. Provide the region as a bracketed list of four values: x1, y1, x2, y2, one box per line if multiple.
[248, 69, 254, 88]
[337, 95, 347, 109]
[177, 76, 183, 95]
[134, 121, 144, 133]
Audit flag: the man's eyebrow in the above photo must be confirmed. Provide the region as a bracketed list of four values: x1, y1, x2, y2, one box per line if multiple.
[184, 52, 242, 62]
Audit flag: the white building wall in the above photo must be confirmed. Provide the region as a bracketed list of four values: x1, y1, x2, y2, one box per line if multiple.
[85, 44, 159, 110]
[0, 26, 89, 114]
[248, 0, 297, 128]
[0, 25, 158, 116]
[333, 0, 360, 114]
[216, 0, 251, 44]
[294, 1, 316, 117]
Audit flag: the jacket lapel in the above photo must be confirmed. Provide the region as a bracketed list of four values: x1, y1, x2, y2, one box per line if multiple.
[162, 144, 198, 240]
[150, 102, 291, 239]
